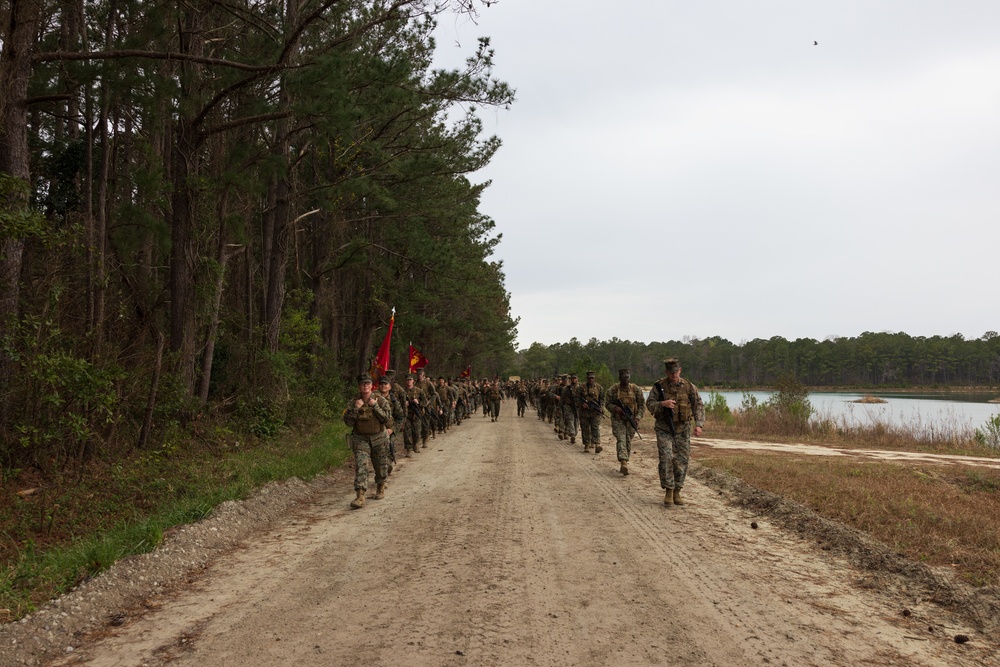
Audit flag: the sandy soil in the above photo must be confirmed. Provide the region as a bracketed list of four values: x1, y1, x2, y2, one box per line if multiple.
[693, 437, 1000, 469]
[4, 411, 998, 666]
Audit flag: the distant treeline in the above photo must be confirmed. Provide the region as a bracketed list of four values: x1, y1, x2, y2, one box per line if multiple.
[515, 331, 1000, 387]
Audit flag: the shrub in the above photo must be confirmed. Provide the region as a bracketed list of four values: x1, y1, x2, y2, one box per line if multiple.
[975, 414, 1000, 450]
[705, 391, 734, 425]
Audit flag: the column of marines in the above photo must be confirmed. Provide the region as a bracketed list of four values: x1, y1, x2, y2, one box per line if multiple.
[343, 358, 704, 509]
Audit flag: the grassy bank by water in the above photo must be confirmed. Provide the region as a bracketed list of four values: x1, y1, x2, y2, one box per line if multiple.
[1, 421, 350, 621]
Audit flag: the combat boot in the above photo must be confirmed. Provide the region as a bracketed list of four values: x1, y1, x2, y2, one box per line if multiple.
[584, 445, 591, 453]
[405, 450, 411, 458]
[350, 490, 366, 509]
[374, 483, 386, 500]
[673, 488, 685, 506]
[570, 436, 575, 444]
[620, 461, 629, 476]
[664, 489, 674, 506]
[595, 445, 603, 454]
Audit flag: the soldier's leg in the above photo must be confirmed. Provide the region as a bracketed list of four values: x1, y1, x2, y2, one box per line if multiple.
[613, 420, 628, 462]
[565, 409, 578, 444]
[372, 436, 388, 488]
[579, 414, 592, 448]
[673, 427, 692, 489]
[593, 419, 603, 453]
[656, 428, 676, 490]
[403, 421, 413, 454]
[353, 437, 372, 492]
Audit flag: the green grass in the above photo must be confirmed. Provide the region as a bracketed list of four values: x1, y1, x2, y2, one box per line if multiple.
[0, 421, 350, 621]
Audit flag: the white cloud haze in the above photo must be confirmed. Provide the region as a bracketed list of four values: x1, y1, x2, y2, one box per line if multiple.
[434, 1, 1000, 347]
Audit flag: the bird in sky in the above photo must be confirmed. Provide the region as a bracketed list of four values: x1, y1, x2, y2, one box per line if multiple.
[813, 41, 818, 45]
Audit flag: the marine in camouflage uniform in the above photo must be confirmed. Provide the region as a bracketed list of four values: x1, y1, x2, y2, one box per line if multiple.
[550, 376, 566, 437]
[487, 380, 504, 421]
[560, 374, 581, 443]
[377, 376, 403, 476]
[537, 379, 549, 420]
[578, 370, 605, 453]
[516, 381, 528, 417]
[646, 358, 704, 506]
[342, 374, 392, 508]
[439, 377, 457, 431]
[402, 374, 424, 456]
[416, 368, 437, 445]
[606, 368, 646, 475]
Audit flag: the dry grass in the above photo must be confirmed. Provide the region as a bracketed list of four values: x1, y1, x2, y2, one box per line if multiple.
[706, 409, 999, 457]
[696, 450, 1000, 587]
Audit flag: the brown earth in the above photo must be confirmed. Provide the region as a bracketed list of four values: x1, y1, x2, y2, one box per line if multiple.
[2, 410, 998, 666]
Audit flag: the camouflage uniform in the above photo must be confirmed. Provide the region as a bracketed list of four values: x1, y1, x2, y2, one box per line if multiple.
[437, 379, 456, 432]
[378, 379, 404, 476]
[403, 382, 425, 455]
[578, 373, 605, 452]
[606, 374, 646, 468]
[516, 383, 528, 417]
[560, 376, 580, 443]
[550, 378, 565, 436]
[487, 382, 503, 421]
[418, 374, 438, 445]
[417, 369, 438, 447]
[646, 364, 704, 494]
[343, 391, 392, 494]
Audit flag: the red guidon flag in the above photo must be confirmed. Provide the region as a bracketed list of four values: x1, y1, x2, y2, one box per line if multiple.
[370, 308, 394, 378]
[409, 344, 429, 373]
[459, 366, 471, 379]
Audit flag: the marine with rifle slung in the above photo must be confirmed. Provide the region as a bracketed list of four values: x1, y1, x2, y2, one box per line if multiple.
[646, 357, 704, 507]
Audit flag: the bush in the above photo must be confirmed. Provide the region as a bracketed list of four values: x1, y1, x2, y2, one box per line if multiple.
[705, 391, 734, 425]
[975, 414, 1000, 450]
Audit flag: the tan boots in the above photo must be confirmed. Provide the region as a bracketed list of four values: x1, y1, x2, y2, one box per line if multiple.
[664, 488, 684, 506]
[620, 461, 629, 476]
[350, 490, 365, 509]
[374, 483, 386, 500]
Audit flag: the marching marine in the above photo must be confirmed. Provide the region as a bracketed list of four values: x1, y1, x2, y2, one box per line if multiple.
[560, 373, 581, 444]
[646, 358, 705, 506]
[578, 370, 605, 453]
[606, 368, 646, 475]
[343, 374, 392, 508]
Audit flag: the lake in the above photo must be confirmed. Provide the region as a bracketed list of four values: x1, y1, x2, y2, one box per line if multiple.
[702, 390, 1000, 433]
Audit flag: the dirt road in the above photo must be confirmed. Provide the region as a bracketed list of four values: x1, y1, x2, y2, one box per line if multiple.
[37, 411, 997, 666]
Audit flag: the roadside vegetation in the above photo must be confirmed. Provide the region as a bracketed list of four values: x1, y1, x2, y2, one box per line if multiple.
[0, 418, 350, 622]
[697, 377, 1000, 588]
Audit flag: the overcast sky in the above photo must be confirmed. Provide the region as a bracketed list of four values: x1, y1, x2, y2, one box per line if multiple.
[433, 1, 1000, 349]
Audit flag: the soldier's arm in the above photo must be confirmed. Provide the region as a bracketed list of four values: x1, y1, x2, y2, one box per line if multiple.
[645, 383, 662, 418]
[690, 383, 706, 428]
[633, 385, 647, 418]
[342, 404, 359, 427]
[371, 397, 392, 424]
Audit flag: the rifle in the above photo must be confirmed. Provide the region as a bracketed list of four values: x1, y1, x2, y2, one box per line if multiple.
[388, 436, 397, 463]
[581, 397, 604, 417]
[609, 397, 642, 440]
[654, 381, 676, 436]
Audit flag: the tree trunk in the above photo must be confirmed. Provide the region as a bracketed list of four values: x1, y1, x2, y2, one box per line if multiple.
[0, 0, 42, 431]
[169, 8, 204, 396]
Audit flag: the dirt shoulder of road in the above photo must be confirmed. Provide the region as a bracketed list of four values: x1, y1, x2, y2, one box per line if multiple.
[689, 460, 1000, 638]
